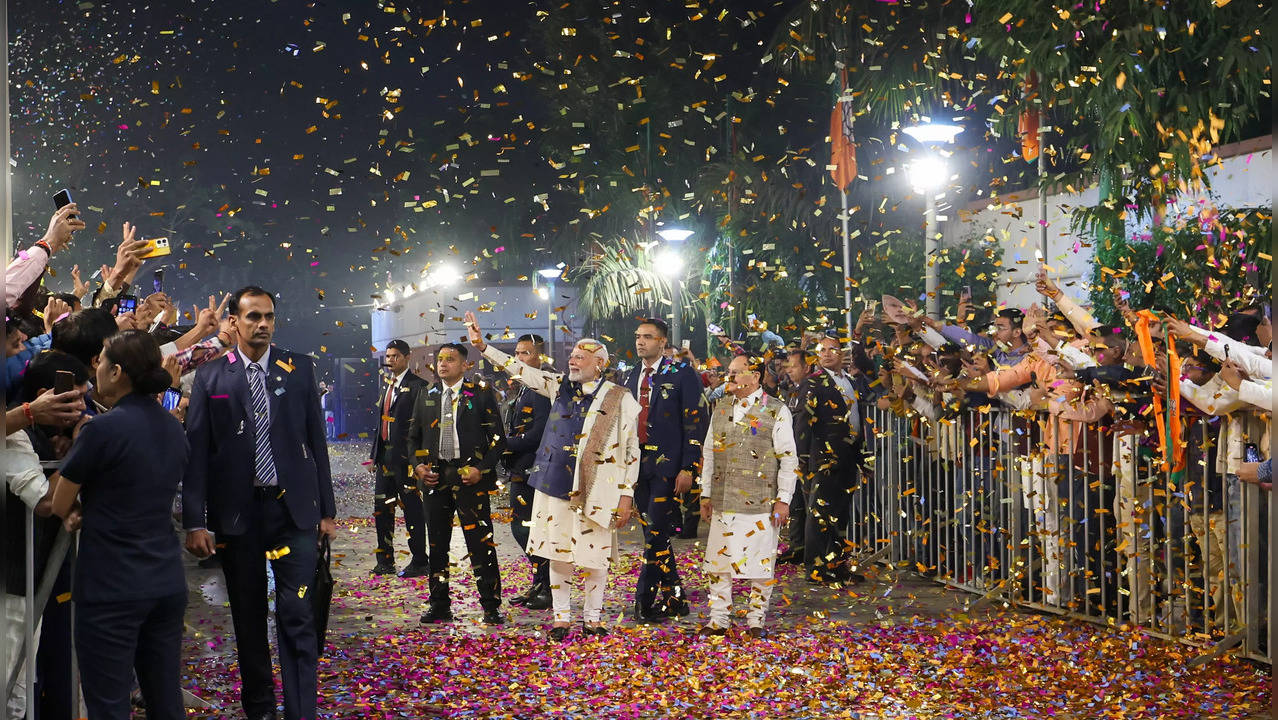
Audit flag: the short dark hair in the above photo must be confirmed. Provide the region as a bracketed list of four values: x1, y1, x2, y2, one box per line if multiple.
[386, 339, 411, 355]
[516, 334, 545, 351]
[52, 308, 118, 366]
[102, 330, 173, 395]
[230, 286, 274, 316]
[437, 342, 469, 360]
[741, 355, 767, 376]
[638, 317, 669, 339]
[21, 350, 91, 404]
[996, 308, 1025, 327]
[53, 292, 82, 310]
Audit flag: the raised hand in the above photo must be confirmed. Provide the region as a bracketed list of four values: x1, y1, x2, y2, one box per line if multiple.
[71, 265, 89, 298]
[43, 296, 71, 334]
[44, 203, 86, 253]
[464, 310, 485, 350]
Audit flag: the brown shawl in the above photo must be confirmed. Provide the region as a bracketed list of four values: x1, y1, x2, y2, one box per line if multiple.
[569, 383, 629, 513]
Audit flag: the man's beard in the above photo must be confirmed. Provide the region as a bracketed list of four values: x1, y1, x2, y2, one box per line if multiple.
[568, 368, 596, 382]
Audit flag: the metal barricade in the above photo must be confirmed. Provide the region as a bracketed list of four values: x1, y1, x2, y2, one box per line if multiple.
[855, 405, 1272, 666]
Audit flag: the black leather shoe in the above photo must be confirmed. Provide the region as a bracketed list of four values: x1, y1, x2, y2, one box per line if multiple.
[398, 562, 430, 579]
[746, 626, 769, 639]
[524, 588, 552, 610]
[420, 606, 454, 624]
[776, 549, 803, 566]
[547, 625, 570, 641]
[370, 561, 396, 576]
[247, 712, 279, 720]
[632, 605, 668, 625]
[482, 609, 506, 626]
[662, 596, 691, 618]
[582, 623, 609, 637]
[697, 624, 728, 637]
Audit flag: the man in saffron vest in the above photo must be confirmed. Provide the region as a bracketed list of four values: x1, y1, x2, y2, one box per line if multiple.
[698, 355, 798, 638]
[464, 311, 640, 640]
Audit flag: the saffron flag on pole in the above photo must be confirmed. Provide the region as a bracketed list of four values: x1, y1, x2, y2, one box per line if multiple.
[829, 70, 857, 191]
[1018, 70, 1041, 163]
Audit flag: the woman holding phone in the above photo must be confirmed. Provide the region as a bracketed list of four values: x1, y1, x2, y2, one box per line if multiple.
[50, 330, 189, 720]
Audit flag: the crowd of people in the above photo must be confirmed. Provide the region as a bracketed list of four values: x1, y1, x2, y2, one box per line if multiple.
[4, 201, 1272, 720]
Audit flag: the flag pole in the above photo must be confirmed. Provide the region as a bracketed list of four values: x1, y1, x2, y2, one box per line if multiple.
[841, 186, 853, 339]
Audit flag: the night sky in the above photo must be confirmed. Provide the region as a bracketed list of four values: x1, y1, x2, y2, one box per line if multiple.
[9, 0, 790, 358]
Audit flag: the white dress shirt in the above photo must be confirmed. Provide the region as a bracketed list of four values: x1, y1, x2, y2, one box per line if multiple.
[438, 378, 464, 460]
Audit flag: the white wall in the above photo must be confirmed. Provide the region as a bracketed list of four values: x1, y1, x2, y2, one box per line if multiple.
[944, 138, 1273, 310]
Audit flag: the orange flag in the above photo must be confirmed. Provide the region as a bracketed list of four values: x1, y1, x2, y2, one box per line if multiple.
[1018, 71, 1040, 163]
[1135, 310, 1184, 472]
[829, 70, 857, 191]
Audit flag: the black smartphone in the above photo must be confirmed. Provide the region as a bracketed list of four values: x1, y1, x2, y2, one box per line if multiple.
[161, 388, 183, 411]
[54, 369, 75, 394]
[53, 189, 76, 219]
[153, 268, 165, 294]
[1244, 443, 1261, 464]
[115, 294, 138, 317]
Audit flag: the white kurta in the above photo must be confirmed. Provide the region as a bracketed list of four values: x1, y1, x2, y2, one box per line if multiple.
[701, 389, 799, 579]
[480, 346, 641, 570]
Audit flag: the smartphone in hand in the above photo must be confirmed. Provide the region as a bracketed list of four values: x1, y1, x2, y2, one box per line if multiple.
[53, 189, 76, 220]
[55, 370, 76, 394]
[115, 295, 138, 317]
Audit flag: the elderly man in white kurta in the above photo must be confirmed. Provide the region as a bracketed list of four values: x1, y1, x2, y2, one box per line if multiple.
[464, 311, 640, 640]
[698, 354, 798, 638]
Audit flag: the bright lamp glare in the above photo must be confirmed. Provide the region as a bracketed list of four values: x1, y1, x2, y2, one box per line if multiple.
[537, 267, 562, 279]
[656, 228, 694, 243]
[908, 156, 948, 192]
[902, 123, 963, 145]
[654, 248, 685, 278]
[535, 287, 550, 301]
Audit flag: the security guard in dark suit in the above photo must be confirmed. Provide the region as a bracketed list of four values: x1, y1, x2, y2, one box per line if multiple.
[407, 342, 508, 625]
[370, 339, 428, 577]
[502, 334, 552, 609]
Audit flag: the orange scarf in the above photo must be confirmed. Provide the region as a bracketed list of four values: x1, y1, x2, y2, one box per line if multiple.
[1135, 311, 1185, 472]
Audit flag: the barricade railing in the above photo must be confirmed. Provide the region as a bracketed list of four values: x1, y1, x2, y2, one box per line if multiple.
[857, 405, 1272, 666]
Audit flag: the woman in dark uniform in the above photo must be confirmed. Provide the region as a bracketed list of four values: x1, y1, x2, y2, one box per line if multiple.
[50, 330, 189, 719]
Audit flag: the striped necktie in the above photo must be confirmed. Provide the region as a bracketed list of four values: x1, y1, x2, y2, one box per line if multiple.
[248, 364, 278, 486]
[439, 387, 457, 460]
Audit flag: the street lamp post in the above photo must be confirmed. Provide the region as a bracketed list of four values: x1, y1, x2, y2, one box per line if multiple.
[537, 266, 562, 362]
[903, 123, 962, 320]
[655, 228, 693, 349]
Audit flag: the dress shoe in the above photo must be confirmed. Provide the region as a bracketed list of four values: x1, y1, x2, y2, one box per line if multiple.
[547, 625, 570, 641]
[509, 584, 538, 606]
[420, 606, 454, 624]
[697, 624, 728, 637]
[582, 623, 609, 637]
[661, 596, 691, 618]
[482, 609, 506, 626]
[398, 561, 430, 579]
[523, 588, 553, 610]
[247, 712, 278, 720]
[632, 605, 668, 625]
[746, 626, 769, 639]
[370, 560, 396, 576]
[776, 549, 803, 566]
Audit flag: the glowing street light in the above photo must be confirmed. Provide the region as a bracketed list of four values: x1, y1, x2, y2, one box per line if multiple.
[902, 122, 961, 320]
[535, 265, 563, 360]
[653, 227, 692, 348]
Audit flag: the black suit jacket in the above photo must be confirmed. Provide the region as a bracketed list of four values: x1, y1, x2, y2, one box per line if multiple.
[623, 357, 707, 476]
[795, 368, 872, 475]
[406, 377, 506, 488]
[183, 346, 336, 535]
[502, 383, 550, 477]
[370, 370, 427, 475]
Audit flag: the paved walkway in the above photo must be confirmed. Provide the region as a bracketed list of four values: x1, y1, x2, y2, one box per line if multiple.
[178, 442, 1271, 718]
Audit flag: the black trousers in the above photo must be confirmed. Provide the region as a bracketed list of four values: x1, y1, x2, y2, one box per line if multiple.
[373, 448, 427, 565]
[75, 592, 186, 720]
[787, 474, 809, 555]
[34, 552, 73, 720]
[803, 465, 856, 578]
[423, 466, 502, 612]
[220, 490, 320, 720]
[508, 474, 549, 587]
[634, 468, 682, 610]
